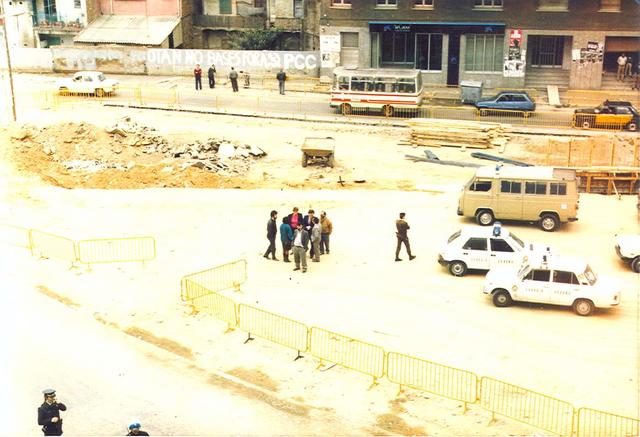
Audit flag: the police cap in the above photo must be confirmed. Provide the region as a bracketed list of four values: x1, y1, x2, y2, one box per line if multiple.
[42, 389, 56, 396]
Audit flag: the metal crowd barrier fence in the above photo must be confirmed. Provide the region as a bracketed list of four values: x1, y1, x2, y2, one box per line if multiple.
[0, 224, 32, 249]
[76, 236, 156, 266]
[479, 377, 575, 436]
[190, 287, 238, 331]
[180, 259, 247, 301]
[309, 327, 385, 387]
[386, 352, 478, 408]
[238, 304, 308, 358]
[29, 229, 77, 265]
[576, 407, 640, 437]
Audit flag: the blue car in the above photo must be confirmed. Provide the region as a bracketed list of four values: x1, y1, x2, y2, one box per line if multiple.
[475, 91, 536, 115]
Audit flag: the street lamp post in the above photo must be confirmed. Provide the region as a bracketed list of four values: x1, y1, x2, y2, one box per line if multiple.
[0, 1, 18, 121]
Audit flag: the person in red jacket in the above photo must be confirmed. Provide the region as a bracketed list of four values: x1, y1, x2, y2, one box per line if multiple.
[194, 64, 202, 90]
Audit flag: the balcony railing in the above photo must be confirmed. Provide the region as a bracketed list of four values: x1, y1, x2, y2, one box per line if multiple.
[33, 13, 84, 32]
[194, 14, 265, 30]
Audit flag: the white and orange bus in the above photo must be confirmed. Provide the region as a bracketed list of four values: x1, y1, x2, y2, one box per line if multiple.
[330, 67, 423, 117]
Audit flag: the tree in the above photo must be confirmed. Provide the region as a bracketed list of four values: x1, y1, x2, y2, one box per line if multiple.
[230, 27, 284, 50]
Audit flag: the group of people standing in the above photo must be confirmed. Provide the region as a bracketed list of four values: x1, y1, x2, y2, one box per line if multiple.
[193, 64, 241, 92]
[265, 207, 333, 273]
[616, 53, 640, 89]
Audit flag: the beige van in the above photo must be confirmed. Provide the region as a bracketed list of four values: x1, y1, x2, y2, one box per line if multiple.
[457, 166, 579, 231]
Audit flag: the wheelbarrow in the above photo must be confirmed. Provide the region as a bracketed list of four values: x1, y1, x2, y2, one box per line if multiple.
[301, 137, 336, 168]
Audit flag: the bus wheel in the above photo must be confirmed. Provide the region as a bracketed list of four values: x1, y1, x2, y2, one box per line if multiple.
[341, 103, 352, 115]
[382, 105, 394, 118]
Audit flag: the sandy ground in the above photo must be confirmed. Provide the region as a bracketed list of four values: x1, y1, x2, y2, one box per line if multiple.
[1, 103, 639, 436]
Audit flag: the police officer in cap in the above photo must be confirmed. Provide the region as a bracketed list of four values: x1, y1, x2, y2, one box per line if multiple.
[37, 389, 67, 436]
[127, 422, 150, 436]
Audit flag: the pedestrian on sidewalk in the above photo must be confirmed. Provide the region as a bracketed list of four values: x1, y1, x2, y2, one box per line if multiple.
[194, 64, 202, 90]
[276, 69, 287, 95]
[126, 422, 150, 436]
[625, 56, 633, 79]
[280, 216, 293, 262]
[292, 222, 309, 273]
[617, 54, 627, 81]
[304, 209, 316, 259]
[311, 216, 321, 262]
[319, 211, 332, 255]
[633, 61, 640, 90]
[395, 212, 416, 262]
[242, 71, 251, 88]
[264, 210, 278, 260]
[208, 64, 216, 89]
[38, 389, 67, 436]
[229, 67, 239, 92]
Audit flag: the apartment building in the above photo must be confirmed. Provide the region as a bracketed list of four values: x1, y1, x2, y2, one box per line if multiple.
[319, 0, 640, 90]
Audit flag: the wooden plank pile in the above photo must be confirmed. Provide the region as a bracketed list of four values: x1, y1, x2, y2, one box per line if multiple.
[403, 118, 511, 149]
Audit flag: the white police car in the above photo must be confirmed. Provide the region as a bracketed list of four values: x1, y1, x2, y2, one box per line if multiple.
[438, 223, 548, 276]
[483, 255, 620, 316]
[615, 234, 640, 273]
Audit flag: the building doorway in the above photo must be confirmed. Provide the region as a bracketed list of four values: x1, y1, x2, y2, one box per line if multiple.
[447, 33, 460, 85]
[603, 37, 640, 73]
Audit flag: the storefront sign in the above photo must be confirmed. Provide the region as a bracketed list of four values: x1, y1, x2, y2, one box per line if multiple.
[320, 35, 341, 68]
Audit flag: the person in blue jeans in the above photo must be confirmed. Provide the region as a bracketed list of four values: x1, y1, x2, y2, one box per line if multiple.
[280, 216, 293, 263]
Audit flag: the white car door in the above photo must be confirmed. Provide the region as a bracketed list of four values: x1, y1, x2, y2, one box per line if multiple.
[550, 270, 581, 306]
[460, 237, 490, 270]
[517, 269, 551, 303]
[489, 238, 517, 268]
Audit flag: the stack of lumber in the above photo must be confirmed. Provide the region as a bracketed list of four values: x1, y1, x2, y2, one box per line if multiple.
[404, 118, 511, 149]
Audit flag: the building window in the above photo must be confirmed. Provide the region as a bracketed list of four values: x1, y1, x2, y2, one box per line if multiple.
[599, 0, 620, 11]
[376, 0, 398, 8]
[465, 34, 504, 72]
[416, 34, 443, 70]
[529, 36, 564, 67]
[254, 0, 265, 7]
[294, 0, 303, 18]
[537, 0, 568, 11]
[331, 0, 352, 6]
[74, 0, 81, 8]
[474, 0, 503, 9]
[414, 0, 434, 7]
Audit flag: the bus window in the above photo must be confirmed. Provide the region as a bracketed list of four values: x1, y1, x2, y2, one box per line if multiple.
[338, 76, 349, 90]
[373, 77, 395, 92]
[397, 78, 416, 94]
[351, 77, 366, 91]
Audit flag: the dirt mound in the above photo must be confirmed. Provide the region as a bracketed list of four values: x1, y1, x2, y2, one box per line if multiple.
[4, 118, 266, 189]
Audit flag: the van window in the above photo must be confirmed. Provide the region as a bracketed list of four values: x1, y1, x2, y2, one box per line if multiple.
[550, 183, 567, 195]
[470, 180, 492, 192]
[553, 270, 579, 285]
[500, 181, 522, 194]
[524, 269, 551, 282]
[490, 238, 514, 252]
[462, 238, 487, 251]
[525, 181, 547, 195]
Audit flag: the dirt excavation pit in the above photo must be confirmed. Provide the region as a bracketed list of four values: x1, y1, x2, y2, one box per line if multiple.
[3, 117, 268, 189]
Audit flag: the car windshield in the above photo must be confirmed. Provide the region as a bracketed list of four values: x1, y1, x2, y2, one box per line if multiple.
[447, 230, 461, 244]
[579, 265, 597, 285]
[509, 232, 525, 249]
[98, 74, 106, 81]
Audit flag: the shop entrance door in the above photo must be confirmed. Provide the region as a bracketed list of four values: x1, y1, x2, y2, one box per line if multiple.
[447, 33, 460, 85]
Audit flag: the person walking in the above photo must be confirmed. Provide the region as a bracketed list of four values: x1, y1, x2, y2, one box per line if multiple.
[194, 64, 203, 90]
[319, 211, 332, 255]
[229, 67, 239, 92]
[617, 54, 627, 81]
[264, 210, 278, 260]
[311, 216, 321, 262]
[633, 61, 640, 90]
[625, 56, 633, 79]
[276, 69, 287, 95]
[303, 209, 316, 259]
[292, 222, 309, 273]
[280, 216, 293, 263]
[288, 207, 303, 230]
[126, 422, 150, 436]
[395, 212, 416, 262]
[37, 389, 67, 436]
[207, 64, 216, 89]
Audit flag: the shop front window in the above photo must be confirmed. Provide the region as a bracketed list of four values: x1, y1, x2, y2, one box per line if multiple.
[416, 33, 443, 70]
[465, 34, 504, 71]
[381, 32, 415, 67]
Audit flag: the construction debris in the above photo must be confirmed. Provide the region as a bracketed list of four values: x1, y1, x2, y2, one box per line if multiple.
[405, 118, 511, 149]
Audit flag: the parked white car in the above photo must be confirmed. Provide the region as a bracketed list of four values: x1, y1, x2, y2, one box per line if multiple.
[483, 256, 620, 316]
[438, 224, 549, 276]
[615, 234, 640, 273]
[56, 71, 118, 97]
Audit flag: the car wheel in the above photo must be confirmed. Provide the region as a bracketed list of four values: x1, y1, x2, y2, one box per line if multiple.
[581, 119, 592, 129]
[382, 105, 394, 118]
[627, 122, 638, 132]
[476, 209, 494, 226]
[631, 256, 640, 273]
[492, 289, 513, 308]
[95, 88, 105, 98]
[539, 213, 559, 232]
[448, 260, 467, 277]
[341, 103, 352, 116]
[573, 299, 595, 316]
[479, 109, 488, 116]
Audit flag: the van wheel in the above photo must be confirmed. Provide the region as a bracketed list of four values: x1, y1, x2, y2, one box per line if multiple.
[492, 289, 513, 307]
[573, 299, 594, 316]
[95, 88, 105, 97]
[627, 122, 638, 132]
[382, 105, 394, 117]
[341, 103, 352, 115]
[539, 214, 559, 232]
[476, 210, 494, 226]
[448, 261, 467, 277]
[631, 256, 640, 273]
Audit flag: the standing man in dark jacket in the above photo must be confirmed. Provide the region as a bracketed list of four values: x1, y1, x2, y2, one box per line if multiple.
[276, 69, 287, 95]
[194, 64, 202, 90]
[264, 210, 278, 260]
[303, 209, 316, 259]
[280, 216, 293, 263]
[207, 65, 216, 89]
[395, 212, 416, 262]
[292, 222, 309, 272]
[229, 67, 239, 92]
[38, 389, 67, 436]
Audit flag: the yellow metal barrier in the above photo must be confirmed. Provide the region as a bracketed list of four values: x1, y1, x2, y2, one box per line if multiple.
[0, 224, 32, 249]
[576, 407, 640, 437]
[386, 352, 478, 407]
[77, 236, 156, 265]
[479, 377, 574, 436]
[309, 327, 385, 386]
[29, 229, 77, 264]
[190, 287, 238, 331]
[180, 259, 247, 301]
[238, 304, 308, 357]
